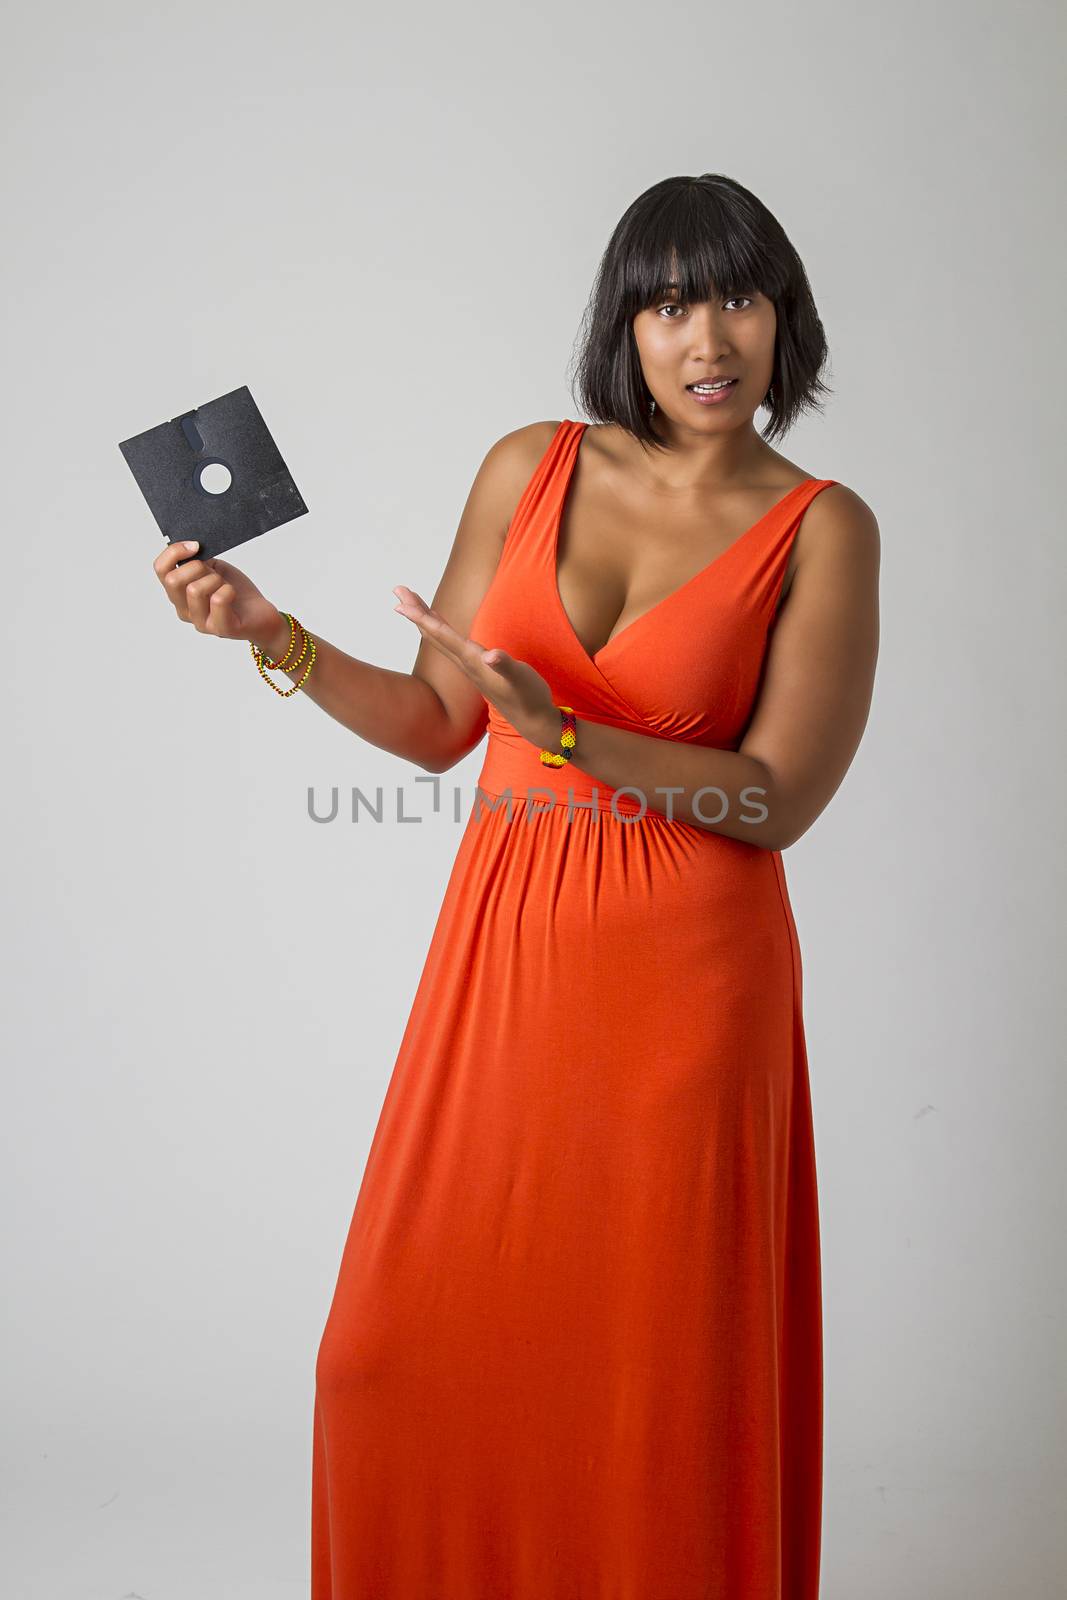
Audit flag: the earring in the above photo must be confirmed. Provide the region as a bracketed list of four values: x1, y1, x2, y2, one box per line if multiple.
[649, 396, 657, 417]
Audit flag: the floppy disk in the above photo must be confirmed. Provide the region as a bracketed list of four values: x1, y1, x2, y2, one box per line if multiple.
[118, 384, 308, 561]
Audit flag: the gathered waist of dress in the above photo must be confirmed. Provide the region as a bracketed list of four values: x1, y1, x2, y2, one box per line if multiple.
[476, 721, 672, 821]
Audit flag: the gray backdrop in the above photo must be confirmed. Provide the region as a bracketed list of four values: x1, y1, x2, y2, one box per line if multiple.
[2, 1, 1064, 1595]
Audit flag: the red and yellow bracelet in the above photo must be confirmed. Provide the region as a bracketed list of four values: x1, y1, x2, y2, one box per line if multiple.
[539, 705, 577, 766]
[250, 612, 317, 696]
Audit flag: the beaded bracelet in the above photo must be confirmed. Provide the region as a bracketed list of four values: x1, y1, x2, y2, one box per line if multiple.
[250, 612, 317, 696]
[539, 705, 577, 766]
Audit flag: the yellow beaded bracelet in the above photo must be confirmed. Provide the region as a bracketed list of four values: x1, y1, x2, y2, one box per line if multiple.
[250, 612, 317, 696]
[261, 610, 298, 669]
[539, 705, 577, 766]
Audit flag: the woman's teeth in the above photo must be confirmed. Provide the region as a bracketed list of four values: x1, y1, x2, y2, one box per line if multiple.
[686, 378, 739, 404]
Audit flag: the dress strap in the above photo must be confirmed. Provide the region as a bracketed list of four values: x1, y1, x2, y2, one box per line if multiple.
[754, 478, 840, 612]
[501, 420, 577, 561]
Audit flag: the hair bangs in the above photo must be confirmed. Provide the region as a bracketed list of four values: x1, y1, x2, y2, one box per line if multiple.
[621, 192, 784, 316]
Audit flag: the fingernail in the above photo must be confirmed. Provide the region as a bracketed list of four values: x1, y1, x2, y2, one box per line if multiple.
[184, 540, 199, 549]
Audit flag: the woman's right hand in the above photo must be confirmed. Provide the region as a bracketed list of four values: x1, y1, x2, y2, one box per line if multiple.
[152, 539, 283, 648]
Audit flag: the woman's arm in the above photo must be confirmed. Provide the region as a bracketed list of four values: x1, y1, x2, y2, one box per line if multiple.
[522, 484, 881, 850]
[247, 424, 558, 774]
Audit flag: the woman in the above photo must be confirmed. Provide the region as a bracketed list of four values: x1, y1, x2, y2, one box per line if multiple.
[154, 172, 880, 1598]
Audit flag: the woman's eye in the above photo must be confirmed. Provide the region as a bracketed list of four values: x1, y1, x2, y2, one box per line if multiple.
[656, 296, 753, 318]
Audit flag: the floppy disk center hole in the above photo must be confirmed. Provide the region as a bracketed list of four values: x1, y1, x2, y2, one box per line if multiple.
[198, 460, 233, 495]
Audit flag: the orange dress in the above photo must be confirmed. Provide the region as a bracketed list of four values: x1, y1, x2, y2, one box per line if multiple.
[313, 419, 838, 1599]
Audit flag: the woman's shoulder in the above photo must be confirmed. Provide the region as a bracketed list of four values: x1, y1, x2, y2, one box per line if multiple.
[476, 419, 564, 483]
[473, 420, 569, 506]
[805, 478, 879, 533]
[795, 479, 881, 574]
[491, 418, 569, 452]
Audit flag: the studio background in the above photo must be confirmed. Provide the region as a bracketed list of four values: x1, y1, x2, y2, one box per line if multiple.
[2, 1, 1063, 1595]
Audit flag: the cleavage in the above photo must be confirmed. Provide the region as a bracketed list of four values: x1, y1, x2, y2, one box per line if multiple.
[556, 482, 741, 659]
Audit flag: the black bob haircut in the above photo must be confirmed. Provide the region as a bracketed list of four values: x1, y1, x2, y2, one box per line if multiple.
[569, 173, 832, 450]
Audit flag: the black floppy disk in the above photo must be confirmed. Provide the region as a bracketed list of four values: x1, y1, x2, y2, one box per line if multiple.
[118, 384, 308, 561]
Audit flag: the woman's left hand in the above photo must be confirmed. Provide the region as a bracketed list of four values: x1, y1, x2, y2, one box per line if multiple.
[392, 585, 560, 751]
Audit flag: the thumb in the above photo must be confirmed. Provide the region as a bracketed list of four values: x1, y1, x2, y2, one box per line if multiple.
[479, 645, 512, 670]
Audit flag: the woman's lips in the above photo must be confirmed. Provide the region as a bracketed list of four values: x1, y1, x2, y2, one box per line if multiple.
[685, 380, 739, 406]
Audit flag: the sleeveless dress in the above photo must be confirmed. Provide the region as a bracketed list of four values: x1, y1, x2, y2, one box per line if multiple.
[313, 419, 839, 1599]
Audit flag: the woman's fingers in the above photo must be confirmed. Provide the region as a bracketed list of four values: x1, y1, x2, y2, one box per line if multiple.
[153, 539, 265, 642]
[153, 544, 225, 632]
[185, 569, 233, 632]
[207, 582, 243, 636]
[153, 539, 199, 581]
[393, 586, 469, 658]
[159, 559, 207, 621]
[393, 584, 434, 621]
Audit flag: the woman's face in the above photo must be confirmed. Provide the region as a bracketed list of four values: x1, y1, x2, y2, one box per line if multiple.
[631, 281, 778, 427]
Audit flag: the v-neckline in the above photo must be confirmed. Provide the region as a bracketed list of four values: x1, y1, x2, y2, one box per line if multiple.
[550, 421, 818, 668]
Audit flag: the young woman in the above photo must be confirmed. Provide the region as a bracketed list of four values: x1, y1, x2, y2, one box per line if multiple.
[154, 172, 880, 1599]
